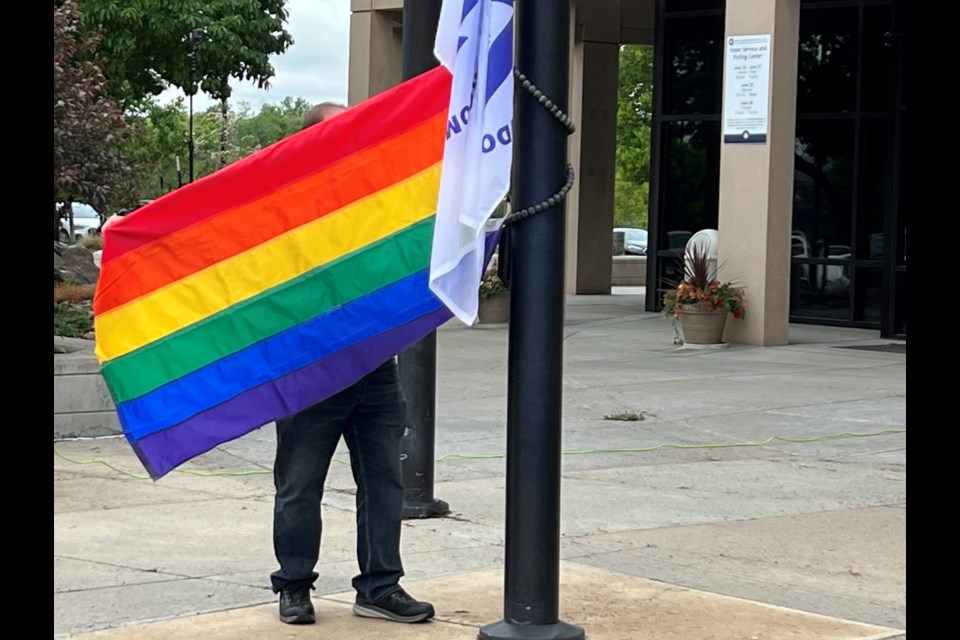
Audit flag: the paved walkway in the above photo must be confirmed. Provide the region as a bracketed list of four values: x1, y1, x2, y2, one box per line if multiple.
[54, 292, 906, 639]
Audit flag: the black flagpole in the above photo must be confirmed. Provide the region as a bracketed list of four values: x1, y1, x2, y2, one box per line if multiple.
[398, 0, 450, 520]
[479, 0, 584, 637]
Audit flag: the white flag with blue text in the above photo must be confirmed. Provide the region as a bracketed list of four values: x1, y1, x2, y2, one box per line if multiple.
[429, 0, 514, 325]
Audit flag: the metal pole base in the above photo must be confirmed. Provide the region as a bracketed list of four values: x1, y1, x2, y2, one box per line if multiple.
[402, 497, 450, 520]
[478, 620, 585, 640]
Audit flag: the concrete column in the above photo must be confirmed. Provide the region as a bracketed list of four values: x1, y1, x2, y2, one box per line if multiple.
[571, 42, 619, 294]
[348, 0, 404, 104]
[718, 0, 800, 346]
[564, 6, 582, 295]
[565, 0, 621, 295]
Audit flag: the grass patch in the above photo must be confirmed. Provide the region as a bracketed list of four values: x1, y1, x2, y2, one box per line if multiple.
[54, 283, 96, 303]
[77, 234, 104, 251]
[54, 300, 93, 338]
[54, 283, 95, 338]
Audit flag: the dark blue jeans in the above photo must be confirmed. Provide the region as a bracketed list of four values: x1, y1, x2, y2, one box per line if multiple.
[270, 359, 406, 602]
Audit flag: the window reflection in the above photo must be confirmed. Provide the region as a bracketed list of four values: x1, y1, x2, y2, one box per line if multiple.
[855, 268, 883, 323]
[861, 6, 893, 112]
[664, 0, 722, 11]
[661, 120, 720, 246]
[859, 118, 887, 259]
[797, 8, 858, 113]
[663, 17, 723, 115]
[793, 120, 854, 251]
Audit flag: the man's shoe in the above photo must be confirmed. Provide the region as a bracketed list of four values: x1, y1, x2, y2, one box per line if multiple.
[278, 587, 316, 624]
[353, 587, 435, 623]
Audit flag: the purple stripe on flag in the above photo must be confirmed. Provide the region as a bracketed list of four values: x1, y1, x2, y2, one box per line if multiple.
[132, 307, 453, 479]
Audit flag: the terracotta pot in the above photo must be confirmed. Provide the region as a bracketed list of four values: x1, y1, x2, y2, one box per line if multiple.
[478, 291, 510, 324]
[679, 305, 727, 344]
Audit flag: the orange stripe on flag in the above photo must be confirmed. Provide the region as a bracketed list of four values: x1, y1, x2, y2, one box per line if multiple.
[94, 112, 446, 315]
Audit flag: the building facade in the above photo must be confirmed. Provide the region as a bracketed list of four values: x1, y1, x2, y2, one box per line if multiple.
[348, 0, 907, 344]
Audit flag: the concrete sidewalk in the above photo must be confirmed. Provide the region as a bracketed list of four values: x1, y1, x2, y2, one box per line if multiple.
[53, 292, 906, 639]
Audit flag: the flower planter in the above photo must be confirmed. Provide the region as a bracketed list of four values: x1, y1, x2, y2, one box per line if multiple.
[477, 291, 510, 324]
[679, 306, 727, 344]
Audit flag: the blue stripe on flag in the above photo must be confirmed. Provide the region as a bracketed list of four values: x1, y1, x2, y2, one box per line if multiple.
[117, 271, 444, 440]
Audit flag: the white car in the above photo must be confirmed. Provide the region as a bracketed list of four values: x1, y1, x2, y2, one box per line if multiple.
[58, 202, 102, 242]
[613, 227, 648, 256]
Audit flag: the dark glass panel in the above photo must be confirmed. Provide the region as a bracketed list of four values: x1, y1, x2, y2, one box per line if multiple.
[664, 0, 722, 11]
[854, 267, 883, 323]
[797, 8, 858, 113]
[793, 120, 855, 256]
[861, 5, 893, 112]
[660, 120, 720, 246]
[663, 16, 724, 115]
[897, 110, 906, 265]
[858, 118, 887, 260]
[894, 270, 906, 335]
[790, 262, 851, 321]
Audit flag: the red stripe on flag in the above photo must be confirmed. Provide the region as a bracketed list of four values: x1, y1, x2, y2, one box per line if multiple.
[100, 66, 452, 264]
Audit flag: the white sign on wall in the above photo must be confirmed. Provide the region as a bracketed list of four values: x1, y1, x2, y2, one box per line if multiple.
[723, 34, 771, 144]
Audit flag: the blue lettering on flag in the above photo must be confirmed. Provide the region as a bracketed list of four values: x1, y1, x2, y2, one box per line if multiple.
[481, 124, 512, 153]
[447, 116, 462, 139]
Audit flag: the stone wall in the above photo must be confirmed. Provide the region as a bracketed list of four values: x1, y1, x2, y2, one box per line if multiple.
[54, 340, 121, 439]
[611, 256, 647, 287]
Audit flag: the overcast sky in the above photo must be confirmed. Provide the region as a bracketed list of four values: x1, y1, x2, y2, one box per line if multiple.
[157, 0, 352, 113]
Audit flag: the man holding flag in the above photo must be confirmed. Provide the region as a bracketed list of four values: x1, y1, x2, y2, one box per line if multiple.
[92, 0, 514, 629]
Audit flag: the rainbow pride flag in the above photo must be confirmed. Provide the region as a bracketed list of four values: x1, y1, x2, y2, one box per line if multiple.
[94, 66, 472, 479]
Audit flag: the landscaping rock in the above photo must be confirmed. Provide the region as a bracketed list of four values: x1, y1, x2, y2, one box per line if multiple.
[54, 243, 100, 285]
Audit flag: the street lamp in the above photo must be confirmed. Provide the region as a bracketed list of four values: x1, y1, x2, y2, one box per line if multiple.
[187, 27, 205, 183]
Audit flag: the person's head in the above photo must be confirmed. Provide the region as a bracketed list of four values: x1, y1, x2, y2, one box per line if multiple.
[301, 102, 347, 131]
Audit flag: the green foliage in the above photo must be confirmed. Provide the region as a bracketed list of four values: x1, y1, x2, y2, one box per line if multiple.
[54, 0, 142, 237]
[613, 180, 648, 229]
[121, 98, 189, 199]
[121, 96, 310, 198]
[236, 97, 312, 150]
[614, 45, 654, 232]
[661, 244, 745, 320]
[479, 255, 508, 299]
[75, 0, 294, 106]
[54, 300, 94, 337]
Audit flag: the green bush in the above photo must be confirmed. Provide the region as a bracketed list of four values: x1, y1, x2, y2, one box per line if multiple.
[54, 300, 94, 337]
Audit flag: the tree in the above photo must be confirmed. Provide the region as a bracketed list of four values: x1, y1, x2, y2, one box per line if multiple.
[614, 45, 654, 230]
[122, 98, 190, 198]
[121, 96, 311, 197]
[75, 0, 294, 107]
[54, 0, 140, 240]
[236, 97, 311, 151]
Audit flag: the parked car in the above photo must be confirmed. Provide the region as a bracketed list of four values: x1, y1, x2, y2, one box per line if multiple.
[613, 227, 648, 256]
[58, 202, 102, 242]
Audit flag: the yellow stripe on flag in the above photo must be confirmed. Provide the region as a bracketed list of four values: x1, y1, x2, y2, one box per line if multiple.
[95, 164, 441, 361]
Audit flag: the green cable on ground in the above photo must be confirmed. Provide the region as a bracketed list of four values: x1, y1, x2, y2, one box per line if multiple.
[53, 447, 272, 480]
[53, 428, 905, 480]
[435, 428, 907, 460]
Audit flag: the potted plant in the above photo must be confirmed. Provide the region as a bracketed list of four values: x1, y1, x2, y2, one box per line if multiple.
[661, 244, 744, 344]
[477, 254, 510, 324]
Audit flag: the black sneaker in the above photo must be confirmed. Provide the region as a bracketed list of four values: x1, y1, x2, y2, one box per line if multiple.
[278, 587, 316, 624]
[353, 587, 435, 623]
